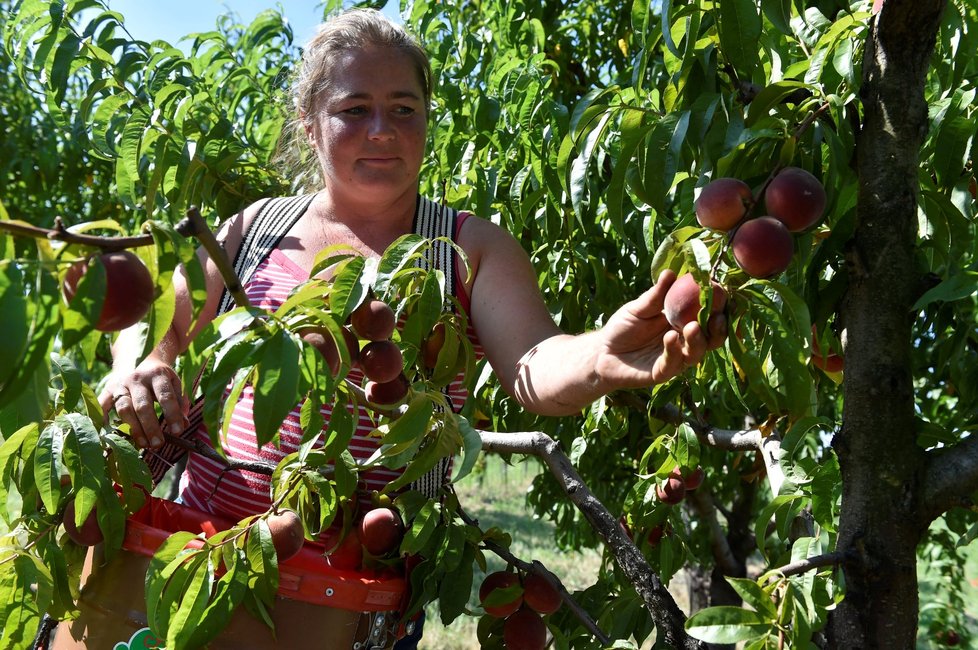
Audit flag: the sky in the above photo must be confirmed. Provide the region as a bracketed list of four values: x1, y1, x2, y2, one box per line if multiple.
[102, 1, 400, 51]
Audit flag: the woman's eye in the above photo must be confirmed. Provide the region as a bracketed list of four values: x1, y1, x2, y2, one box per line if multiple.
[395, 105, 416, 115]
[344, 106, 367, 115]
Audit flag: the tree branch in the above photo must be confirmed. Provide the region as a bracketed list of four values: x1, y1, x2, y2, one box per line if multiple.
[178, 206, 251, 309]
[686, 488, 742, 577]
[696, 425, 787, 497]
[767, 551, 847, 580]
[478, 430, 704, 650]
[920, 433, 978, 522]
[0, 217, 153, 249]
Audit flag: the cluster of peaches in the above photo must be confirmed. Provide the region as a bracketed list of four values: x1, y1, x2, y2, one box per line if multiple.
[661, 167, 841, 371]
[478, 568, 563, 650]
[300, 296, 410, 405]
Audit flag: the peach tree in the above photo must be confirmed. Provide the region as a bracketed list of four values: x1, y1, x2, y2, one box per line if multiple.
[2, 0, 978, 649]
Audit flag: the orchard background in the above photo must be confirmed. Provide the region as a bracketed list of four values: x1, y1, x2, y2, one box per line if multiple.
[2, 0, 978, 649]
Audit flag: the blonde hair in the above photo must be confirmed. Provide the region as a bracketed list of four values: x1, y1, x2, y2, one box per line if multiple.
[275, 9, 432, 191]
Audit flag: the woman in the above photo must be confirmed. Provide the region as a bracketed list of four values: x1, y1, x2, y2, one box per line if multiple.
[99, 8, 726, 646]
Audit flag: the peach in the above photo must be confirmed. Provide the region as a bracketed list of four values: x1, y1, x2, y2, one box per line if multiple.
[365, 374, 410, 405]
[764, 167, 827, 232]
[63, 250, 155, 331]
[359, 340, 405, 383]
[356, 507, 404, 557]
[522, 572, 561, 615]
[656, 474, 686, 505]
[350, 298, 396, 341]
[731, 216, 794, 278]
[479, 571, 523, 618]
[695, 178, 753, 231]
[267, 509, 304, 562]
[662, 273, 727, 331]
[63, 499, 103, 546]
[503, 607, 547, 650]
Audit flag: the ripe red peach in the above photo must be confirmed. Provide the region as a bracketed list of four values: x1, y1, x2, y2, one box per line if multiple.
[503, 607, 548, 650]
[421, 322, 447, 369]
[300, 326, 361, 373]
[662, 273, 727, 331]
[731, 216, 794, 278]
[656, 474, 686, 505]
[365, 373, 409, 405]
[681, 466, 705, 491]
[359, 340, 405, 383]
[267, 509, 304, 562]
[811, 324, 844, 372]
[62, 250, 155, 331]
[350, 298, 396, 342]
[479, 571, 523, 618]
[695, 178, 753, 231]
[764, 167, 827, 232]
[356, 507, 405, 557]
[63, 499, 103, 546]
[522, 572, 562, 615]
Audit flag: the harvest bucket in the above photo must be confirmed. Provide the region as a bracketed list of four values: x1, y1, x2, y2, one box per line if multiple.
[52, 495, 407, 649]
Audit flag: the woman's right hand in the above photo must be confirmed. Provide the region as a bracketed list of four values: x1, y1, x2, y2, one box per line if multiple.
[98, 357, 190, 450]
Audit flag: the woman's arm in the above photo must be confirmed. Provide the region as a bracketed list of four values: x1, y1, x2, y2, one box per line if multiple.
[460, 216, 726, 416]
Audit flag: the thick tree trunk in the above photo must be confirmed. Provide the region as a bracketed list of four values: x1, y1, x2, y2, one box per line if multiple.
[829, 2, 947, 648]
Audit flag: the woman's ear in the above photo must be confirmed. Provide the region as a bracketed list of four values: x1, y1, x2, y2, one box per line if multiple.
[300, 110, 316, 144]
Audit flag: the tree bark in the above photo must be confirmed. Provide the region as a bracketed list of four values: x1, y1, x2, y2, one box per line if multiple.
[829, 1, 948, 648]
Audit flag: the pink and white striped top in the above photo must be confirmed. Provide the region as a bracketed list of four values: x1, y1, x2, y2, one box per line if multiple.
[179, 247, 480, 520]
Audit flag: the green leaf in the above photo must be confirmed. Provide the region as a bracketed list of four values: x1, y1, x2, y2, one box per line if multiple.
[451, 415, 483, 484]
[716, 0, 762, 80]
[34, 421, 64, 514]
[167, 555, 215, 650]
[724, 577, 778, 620]
[382, 395, 434, 446]
[0, 263, 30, 393]
[252, 328, 301, 448]
[686, 605, 771, 643]
[328, 255, 368, 321]
[400, 498, 439, 556]
[912, 270, 978, 310]
[438, 541, 475, 625]
[746, 81, 811, 127]
[145, 531, 200, 632]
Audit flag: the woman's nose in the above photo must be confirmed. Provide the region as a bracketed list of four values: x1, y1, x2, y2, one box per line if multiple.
[367, 111, 395, 140]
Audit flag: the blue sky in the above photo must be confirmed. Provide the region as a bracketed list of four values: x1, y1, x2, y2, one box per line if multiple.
[103, 1, 400, 50]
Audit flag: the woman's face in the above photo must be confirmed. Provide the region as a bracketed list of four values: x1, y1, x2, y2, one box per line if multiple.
[307, 46, 428, 205]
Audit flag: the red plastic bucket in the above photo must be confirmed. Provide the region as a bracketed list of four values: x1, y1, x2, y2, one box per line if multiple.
[52, 495, 406, 649]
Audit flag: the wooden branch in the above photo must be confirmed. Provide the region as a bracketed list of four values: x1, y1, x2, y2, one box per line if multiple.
[0, 217, 153, 249]
[767, 551, 846, 580]
[697, 425, 787, 497]
[478, 430, 704, 650]
[920, 433, 978, 523]
[178, 206, 251, 309]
